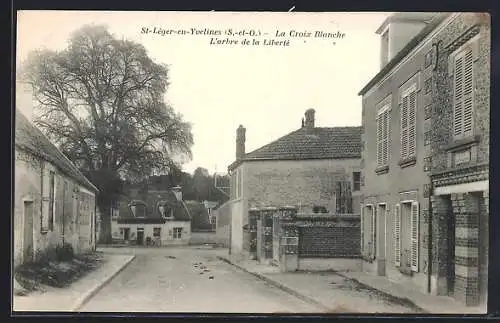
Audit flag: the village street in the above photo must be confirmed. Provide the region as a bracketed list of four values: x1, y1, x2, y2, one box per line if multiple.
[79, 247, 324, 313]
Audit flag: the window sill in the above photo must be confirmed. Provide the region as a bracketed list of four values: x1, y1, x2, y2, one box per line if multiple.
[40, 230, 49, 235]
[445, 135, 481, 152]
[375, 165, 389, 175]
[398, 156, 417, 168]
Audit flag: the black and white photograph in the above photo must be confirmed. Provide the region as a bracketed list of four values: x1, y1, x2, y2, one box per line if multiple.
[13, 11, 490, 314]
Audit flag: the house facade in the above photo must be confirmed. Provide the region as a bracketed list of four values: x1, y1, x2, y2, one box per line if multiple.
[14, 83, 99, 266]
[111, 185, 191, 246]
[227, 109, 362, 257]
[359, 12, 489, 307]
[428, 13, 490, 307]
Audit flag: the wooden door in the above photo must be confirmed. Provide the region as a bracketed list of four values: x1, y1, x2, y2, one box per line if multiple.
[23, 201, 34, 263]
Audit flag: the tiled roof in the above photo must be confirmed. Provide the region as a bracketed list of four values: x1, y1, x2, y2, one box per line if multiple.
[15, 110, 98, 193]
[118, 189, 191, 222]
[229, 126, 362, 170]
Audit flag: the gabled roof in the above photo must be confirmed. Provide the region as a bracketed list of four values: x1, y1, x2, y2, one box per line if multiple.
[15, 110, 98, 193]
[228, 126, 362, 171]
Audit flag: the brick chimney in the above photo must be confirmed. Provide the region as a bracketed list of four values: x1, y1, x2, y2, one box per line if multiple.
[304, 109, 315, 128]
[236, 125, 246, 160]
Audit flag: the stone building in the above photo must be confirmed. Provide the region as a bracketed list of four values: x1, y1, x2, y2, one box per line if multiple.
[14, 83, 99, 266]
[226, 109, 362, 257]
[358, 12, 489, 308]
[428, 13, 490, 307]
[111, 183, 191, 246]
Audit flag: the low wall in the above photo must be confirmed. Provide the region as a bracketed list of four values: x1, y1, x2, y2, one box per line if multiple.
[189, 231, 219, 245]
[296, 214, 361, 258]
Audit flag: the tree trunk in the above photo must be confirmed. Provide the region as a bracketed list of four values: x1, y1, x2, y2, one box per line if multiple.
[97, 201, 112, 244]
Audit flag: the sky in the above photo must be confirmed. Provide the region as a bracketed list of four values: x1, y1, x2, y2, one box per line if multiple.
[16, 11, 390, 175]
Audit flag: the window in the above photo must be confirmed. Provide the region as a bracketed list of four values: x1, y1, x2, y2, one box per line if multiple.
[335, 181, 353, 214]
[48, 171, 55, 231]
[394, 201, 419, 272]
[376, 105, 391, 167]
[153, 227, 161, 237]
[173, 227, 183, 239]
[353, 172, 361, 191]
[453, 44, 475, 139]
[380, 30, 389, 67]
[363, 204, 376, 259]
[400, 84, 417, 161]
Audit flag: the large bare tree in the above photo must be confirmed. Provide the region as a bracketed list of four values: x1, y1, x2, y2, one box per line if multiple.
[19, 25, 194, 243]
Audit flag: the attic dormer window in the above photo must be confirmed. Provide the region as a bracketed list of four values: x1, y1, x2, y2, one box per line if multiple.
[129, 200, 147, 218]
[381, 29, 390, 68]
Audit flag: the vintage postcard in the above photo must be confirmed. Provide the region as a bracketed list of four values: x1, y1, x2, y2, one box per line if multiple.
[13, 11, 490, 314]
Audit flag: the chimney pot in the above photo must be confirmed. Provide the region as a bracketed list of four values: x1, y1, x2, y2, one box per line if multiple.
[236, 125, 246, 159]
[304, 109, 315, 128]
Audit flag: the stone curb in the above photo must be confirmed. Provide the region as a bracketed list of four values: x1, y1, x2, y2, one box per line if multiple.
[216, 256, 332, 312]
[72, 255, 136, 311]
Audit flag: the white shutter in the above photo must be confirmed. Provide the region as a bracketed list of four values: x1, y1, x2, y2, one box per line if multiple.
[384, 109, 390, 166]
[463, 47, 474, 136]
[382, 110, 388, 165]
[371, 206, 376, 258]
[393, 204, 401, 267]
[453, 53, 464, 137]
[408, 91, 417, 157]
[360, 204, 364, 254]
[410, 201, 420, 272]
[400, 96, 409, 159]
[377, 115, 383, 166]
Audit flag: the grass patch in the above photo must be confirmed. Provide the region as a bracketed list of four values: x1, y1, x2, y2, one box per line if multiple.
[15, 251, 105, 294]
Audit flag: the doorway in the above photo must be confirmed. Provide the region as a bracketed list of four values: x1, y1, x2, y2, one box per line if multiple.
[444, 195, 455, 296]
[377, 203, 387, 276]
[137, 228, 144, 245]
[123, 228, 130, 241]
[23, 201, 34, 263]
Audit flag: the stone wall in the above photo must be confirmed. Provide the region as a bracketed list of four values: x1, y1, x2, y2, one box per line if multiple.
[241, 159, 362, 214]
[296, 215, 361, 258]
[430, 13, 490, 173]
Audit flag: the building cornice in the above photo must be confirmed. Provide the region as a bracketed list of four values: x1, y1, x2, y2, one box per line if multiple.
[359, 13, 457, 97]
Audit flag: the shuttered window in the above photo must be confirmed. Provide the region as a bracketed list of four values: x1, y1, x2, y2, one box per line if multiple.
[376, 105, 390, 167]
[393, 204, 401, 266]
[453, 46, 474, 139]
[400, 85, 417, 160]
[360, 203, 364, 255]
[371, 206, 376, 259]
[410, 201, 420, 272]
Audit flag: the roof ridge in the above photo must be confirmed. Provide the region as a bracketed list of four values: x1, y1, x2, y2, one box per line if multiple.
[15, 110, 99, 193]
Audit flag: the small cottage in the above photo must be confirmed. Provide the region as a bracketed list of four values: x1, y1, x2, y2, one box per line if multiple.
[14, 83, 99, 266]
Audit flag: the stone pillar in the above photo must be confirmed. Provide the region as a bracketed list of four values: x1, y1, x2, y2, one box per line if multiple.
[452, 192, 480, 306]
[479, 190, 489, 306]
[256, 209, 262, 262]
[278, 207, 299, 272]
[430, 194, 451, 296]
